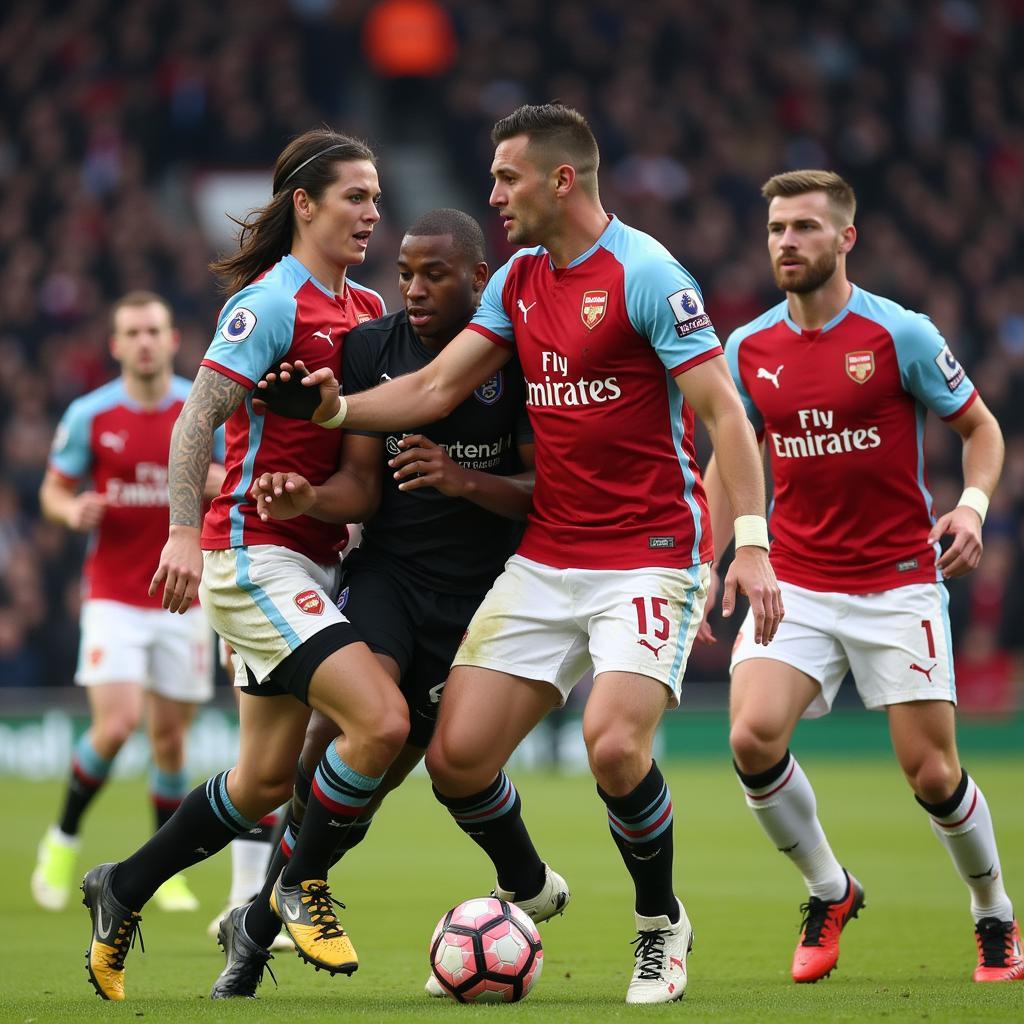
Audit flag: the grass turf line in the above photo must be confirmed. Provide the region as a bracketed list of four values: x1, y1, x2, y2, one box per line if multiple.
[1, 755, 1021, 1022]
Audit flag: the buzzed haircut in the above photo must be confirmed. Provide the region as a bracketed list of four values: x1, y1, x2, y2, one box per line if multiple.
[761, 169, 857, 226]
[491, 103, 600, 183]
[404, 208, 486, 264]
[110, 291, 173, 330]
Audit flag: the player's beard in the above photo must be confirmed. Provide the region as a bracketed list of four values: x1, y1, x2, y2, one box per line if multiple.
[774, 249, 838, 294]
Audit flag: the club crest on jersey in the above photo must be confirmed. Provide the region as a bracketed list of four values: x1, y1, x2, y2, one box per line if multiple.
[357, 313, 373, 323]
[581, 290, 608, 330]
[221, 307, 257, 343]
[845, 350, 875, 384]
[474, 371, 504, 405]
[293, 590, 325, 616]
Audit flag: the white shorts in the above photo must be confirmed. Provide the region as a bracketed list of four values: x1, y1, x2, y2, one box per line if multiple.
[730, 580, 955, 717]
[451, 555, 709, 707]
[75, 599, 214, 703]
[200, 546, 347, 686]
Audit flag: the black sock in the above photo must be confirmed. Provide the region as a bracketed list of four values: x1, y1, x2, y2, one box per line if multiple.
[434, 772, 545, 898]
[598, 760, 677, 921]
[280, 744, 382, 885]
[58, 734, 114, 835]
[111, 771, 257, 910]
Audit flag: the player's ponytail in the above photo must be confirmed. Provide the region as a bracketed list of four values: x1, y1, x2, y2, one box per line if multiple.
[210, 128, 376, 295]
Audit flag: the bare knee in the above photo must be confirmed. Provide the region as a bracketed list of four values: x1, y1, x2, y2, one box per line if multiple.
[230, 766, 295, 816]
[584, 724, 648, 795]
[148, 723, 187, 768]
[343, 701, 409, 775]
[905, 754, 962, 805]
[92, 710, 142, 756]
[425, 732, 491, 796]
[729, 718, 788, 774]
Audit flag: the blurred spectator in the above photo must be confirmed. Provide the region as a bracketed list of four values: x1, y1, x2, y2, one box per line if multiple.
[0, 0, 1019, 699]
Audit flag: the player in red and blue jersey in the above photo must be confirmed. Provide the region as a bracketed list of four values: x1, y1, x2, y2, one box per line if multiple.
[79, 130, 408, 1002]
[32, 292, 223, 917]
[699, 170, 1019, 984]
[275, 104, 783, 1004]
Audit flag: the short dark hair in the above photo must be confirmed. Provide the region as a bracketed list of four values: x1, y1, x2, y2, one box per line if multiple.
[404, 208, 485, 264]
[761, 169, 857, 226]
[110, 291, 173, 330]
[492, 103, 599, 183]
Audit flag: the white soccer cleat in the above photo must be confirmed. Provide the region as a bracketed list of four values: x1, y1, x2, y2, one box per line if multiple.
[625, 898, 693, 1004]
[494, 863, 571, 924]
[424, 972, 446, 997]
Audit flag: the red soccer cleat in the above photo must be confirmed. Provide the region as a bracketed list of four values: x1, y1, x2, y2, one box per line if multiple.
[973, 917, 1024, 982]
[791, 870, 865, 984]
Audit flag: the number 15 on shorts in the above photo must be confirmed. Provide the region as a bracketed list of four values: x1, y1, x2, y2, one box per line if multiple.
[632, 596, 671, 657]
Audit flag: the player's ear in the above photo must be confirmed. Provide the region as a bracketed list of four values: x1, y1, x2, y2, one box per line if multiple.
[839, 224, 857, 254]
[472, 262, 488, 294]
[552, 163, 576, 198]
[292, 187, 314, 224]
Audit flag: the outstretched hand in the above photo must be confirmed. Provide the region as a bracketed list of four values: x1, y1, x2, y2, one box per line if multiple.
[255, 360, 341, 424]
[721, 546, 784, 645]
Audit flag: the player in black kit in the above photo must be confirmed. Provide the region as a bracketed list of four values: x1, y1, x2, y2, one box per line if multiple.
[209, 209, 535, 997]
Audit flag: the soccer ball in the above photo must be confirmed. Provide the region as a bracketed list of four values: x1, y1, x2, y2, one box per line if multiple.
[429, 896, 544, 1003]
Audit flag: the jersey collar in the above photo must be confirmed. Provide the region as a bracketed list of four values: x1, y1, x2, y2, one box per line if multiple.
[783, 283, 858, 337]
[283, 253, 347, 301]
[547, 214, 618, 272]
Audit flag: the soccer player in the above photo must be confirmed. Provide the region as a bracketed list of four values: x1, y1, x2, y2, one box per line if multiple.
[31, 291, 223, 915]
[208, 207, 540, 998]
[264, 104, 783, 1004]
[80, 129, 404, 1002]
[698, 169, 1020, 983]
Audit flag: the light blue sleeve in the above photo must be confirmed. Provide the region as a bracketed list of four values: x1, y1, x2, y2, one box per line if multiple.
[724, 330, 764, 435]
[623, 254, 721, 373]
[202, 281, 298, 387]
[49, 398, 94, 479]
[893, 313, 975, 417]
[469, 258, 516, 344]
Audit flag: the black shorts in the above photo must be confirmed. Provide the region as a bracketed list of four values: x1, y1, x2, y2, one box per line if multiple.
[338, 548, 486, 747]
[240, 622, 362, 705]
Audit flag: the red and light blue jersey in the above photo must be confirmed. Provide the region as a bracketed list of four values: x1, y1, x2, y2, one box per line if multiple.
[49, 376, 225, 608]
[200, 254, 385, 564]
[467, 216, 721, 570]
[726, 285, 978, 594]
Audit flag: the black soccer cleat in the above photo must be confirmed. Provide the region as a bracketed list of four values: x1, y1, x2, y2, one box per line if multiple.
[210, 905, 276, 999]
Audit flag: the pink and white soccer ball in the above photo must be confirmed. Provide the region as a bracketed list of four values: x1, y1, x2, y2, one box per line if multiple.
[429, 896, 544, 1003]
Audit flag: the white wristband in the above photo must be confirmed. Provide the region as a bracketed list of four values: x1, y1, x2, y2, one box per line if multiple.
[956, 486, 989, 524]
[734, 515, 769, 550]
[316, 395, 348, 430]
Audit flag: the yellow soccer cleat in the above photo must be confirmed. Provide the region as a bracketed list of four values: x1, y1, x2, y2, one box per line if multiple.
[270, 877, 358, 975]
[81, 863, 144, 1001]
[31, 827, 79, 911]
[152, 872, 199, 912]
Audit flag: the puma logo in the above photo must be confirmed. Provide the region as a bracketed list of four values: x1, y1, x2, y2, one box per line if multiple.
[327, 819, 347, 828]
[195, 846, 209, 857]
[313, 327, 334, 347]
[638, 639, 667, 658]
[778, 842, 800, 853]
[630, 846, 662, 861]
[909, 662, 936, 683]
[670, 956, 684, 971]
[517, 299, 537, 322]
[969, 864, 997, 880]
[756, 364, 784, 388]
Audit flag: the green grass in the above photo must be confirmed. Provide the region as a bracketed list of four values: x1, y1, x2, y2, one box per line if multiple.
[1, 756, 1022, 1022]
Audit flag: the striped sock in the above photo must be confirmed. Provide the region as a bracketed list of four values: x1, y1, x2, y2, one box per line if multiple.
[58, 732, 114, 836]
[599, 760, 677, 920]
[111, 770, 257, 911]
[918, 770, 1013, 922]
[434, 772, 545, 898]
[150, 766, 188, 830]
[281, 744, 382, 885]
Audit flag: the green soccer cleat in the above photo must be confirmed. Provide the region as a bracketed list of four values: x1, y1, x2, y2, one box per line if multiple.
[31, 827, 79, 911]
[152, 873, 200, 912]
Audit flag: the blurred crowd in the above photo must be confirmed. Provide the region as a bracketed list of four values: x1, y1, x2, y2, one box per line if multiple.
[0, 0, 1020, 705]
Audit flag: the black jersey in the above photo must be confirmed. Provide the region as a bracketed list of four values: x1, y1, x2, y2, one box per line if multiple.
[342, 311, 532, 595]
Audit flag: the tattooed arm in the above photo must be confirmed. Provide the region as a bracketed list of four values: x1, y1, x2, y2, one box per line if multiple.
[150, 367, 248, 613]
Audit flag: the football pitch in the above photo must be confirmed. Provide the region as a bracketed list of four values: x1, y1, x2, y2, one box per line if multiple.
[1, 756, 1021, 1023]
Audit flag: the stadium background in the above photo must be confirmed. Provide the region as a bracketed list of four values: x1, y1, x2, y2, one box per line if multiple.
[0, 0, 1021, 765]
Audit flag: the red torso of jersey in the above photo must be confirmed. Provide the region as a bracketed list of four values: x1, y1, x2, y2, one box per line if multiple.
[200, 257, 384, 563]
[49, 382, 190, 608]
[729, 289, 977, 593]
[468, 220, 721, 570]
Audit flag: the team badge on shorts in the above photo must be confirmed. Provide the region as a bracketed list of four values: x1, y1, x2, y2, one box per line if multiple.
[581, 290, 608, 329]
[336, 586, 349, 612]
[221, 307, 257, 342]
[474, 372, 504, 405]
[293, 590, 325, 615]
[845, 350, 875, 384]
